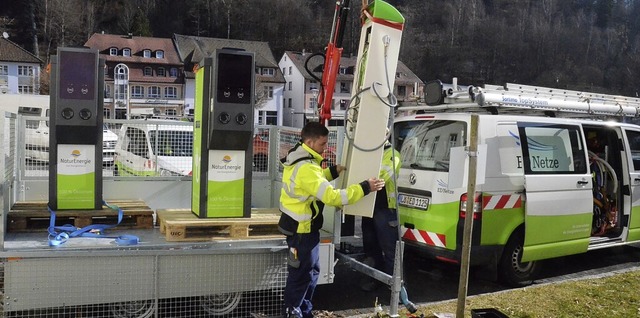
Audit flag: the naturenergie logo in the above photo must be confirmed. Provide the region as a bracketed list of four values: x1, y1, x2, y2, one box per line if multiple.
[60, 149, 92, 165]
[222, 155, 232, 163]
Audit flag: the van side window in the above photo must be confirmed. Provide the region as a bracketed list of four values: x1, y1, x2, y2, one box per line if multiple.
[126, 127, 148, 158]
[625, 130, 640, 170]
[518, 124, 586, 174]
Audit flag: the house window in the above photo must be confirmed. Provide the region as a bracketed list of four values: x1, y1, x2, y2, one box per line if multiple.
[397, 85, 407, 97]
[288, 82, 292, 90]
[131, 85, 144, 98]
[282, 67, 286, 75]
[156, 50, 164, 58]
[164, 87, 177, 99]
[123, 48, 131, 57]
[260, 110, 277, 125]
[309, 81, 318, 91]
[288, 66, 292, 75]
[309, 96, 318, 109]
[144, 67, 153, 76]
[264, 86, 273, 99]
[157, 67, 166, 77]
[104, 85, 111, 98]
[18, 66, 33, 76]
[339, 67, 347, 74]
[340, 82, 349, 93]
[115, 66, 127, 80]
[170, 68, 178, 77]
[339, 100, 347, 110]
[288, 98, 292, 108]
[148, 86, 161, 98]
[18, 85, 34, 94]
[0, 65, 7, 87]
[143, 50, 151, 58]
[109, 48, 118, 56]
[262, 68, 275, 76]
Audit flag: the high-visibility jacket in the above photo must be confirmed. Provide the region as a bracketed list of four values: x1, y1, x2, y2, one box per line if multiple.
[278, 142, 371, 235]
[378, 144, 401, 209]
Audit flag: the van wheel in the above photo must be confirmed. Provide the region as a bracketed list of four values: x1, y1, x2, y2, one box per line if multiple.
[498, 232, 539, 287]
[253, 154, 268, 172]
[199, 292, 242, 316]
[109, 300, 155, 318]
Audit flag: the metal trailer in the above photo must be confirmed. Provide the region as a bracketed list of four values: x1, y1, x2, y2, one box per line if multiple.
[0, 116, 340, 318]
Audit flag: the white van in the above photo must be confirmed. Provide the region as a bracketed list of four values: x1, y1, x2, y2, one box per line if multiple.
[395, 80, 640, 286]
[113, 121, 193, 176]
[23, 116, 118, 166]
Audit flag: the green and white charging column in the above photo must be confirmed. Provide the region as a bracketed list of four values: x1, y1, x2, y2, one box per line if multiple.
[192, 49, 255, 218]
[49, 47, 104, 210]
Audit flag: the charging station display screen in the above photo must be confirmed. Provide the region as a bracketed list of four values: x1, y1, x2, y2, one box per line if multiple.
[59, 51, 96, 100]
[216, 53, 252, 104]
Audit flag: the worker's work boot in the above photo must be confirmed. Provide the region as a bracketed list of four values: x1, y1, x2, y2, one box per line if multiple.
[284, 307, 303, 318]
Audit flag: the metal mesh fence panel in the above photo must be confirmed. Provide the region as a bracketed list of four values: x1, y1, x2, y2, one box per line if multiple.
[21, 116, 49, 178]
[111, 120, 193, 178]
[1, 250, 286, 318]
[275, 127, 339, 177]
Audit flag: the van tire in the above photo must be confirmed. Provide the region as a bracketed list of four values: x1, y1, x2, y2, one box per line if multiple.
[498, 231, 539, 287]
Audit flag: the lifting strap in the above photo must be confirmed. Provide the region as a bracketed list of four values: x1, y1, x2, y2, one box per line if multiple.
[47, 200, 140, 246]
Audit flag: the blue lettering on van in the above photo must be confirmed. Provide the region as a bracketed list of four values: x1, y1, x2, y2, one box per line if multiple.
[436, 179, 454, 194]
[509, 130, 520, 146]
[531, 155, 559, 169]
[502, 97, 550, 107]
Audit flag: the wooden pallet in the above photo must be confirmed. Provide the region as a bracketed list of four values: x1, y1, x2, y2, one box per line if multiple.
[156, 208, 283, 242]
[8, 200, 154, 232]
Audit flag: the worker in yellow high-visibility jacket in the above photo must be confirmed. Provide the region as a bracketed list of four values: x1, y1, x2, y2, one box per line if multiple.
[279, 122, 384, 318]
[361, 140, 401, 291]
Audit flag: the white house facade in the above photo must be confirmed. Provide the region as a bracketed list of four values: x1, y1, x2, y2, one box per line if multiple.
[0, 37, 42, 95]
[279, 51, 424, 128]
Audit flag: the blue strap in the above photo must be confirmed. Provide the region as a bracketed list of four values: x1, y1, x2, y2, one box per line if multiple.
[47, 200, 140, 246]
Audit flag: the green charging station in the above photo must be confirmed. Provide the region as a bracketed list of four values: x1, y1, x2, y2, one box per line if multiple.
[49, 47, 104, 210]
[192, 49, 255, 218]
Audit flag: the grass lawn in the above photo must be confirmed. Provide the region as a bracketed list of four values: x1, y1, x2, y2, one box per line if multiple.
[407, 269, 640, 318]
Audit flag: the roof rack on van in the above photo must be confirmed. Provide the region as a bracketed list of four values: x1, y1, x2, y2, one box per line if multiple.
[403, 79, 640, 118]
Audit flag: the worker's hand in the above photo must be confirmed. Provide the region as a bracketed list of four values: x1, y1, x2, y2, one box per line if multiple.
[367, 178, 385, 192]
[336, 165, 346, 175]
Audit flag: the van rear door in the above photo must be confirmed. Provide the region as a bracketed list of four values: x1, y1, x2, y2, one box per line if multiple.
[518, 122, 592, 262]
[622, 127, 640, 242]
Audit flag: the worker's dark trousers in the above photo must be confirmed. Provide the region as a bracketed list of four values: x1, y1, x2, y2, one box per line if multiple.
[283, 231, 320, 318]
[362, 207, 398, 275]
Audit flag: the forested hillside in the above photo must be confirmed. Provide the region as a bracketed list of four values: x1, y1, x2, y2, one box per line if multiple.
[2, 0, 640, 96]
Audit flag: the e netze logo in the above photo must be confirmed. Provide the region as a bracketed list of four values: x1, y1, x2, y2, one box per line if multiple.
[222, 155, 232, 163]
[71, 149, 81, 157]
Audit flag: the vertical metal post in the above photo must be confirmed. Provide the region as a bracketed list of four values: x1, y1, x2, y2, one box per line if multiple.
[388, 240, 403, 317]
[456, 114, 479, 317]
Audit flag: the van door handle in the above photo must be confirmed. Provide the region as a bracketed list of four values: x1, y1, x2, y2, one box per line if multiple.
[577, 180, 589, 185]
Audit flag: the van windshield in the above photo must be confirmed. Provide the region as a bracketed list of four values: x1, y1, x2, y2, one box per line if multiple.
[394, 120, 466, 172]
[149, 130, 193, 157]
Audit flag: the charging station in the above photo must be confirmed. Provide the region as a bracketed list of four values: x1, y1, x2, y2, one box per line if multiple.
[48, 47, 104, 210]
[192, 49, 255, 218]
[340, 1, 404, 217]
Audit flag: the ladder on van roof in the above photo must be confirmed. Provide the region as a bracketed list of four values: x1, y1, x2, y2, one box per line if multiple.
[405, 79, 640, 118]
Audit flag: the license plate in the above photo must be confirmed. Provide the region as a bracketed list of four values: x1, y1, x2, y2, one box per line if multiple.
[398, 193, 430, 210]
